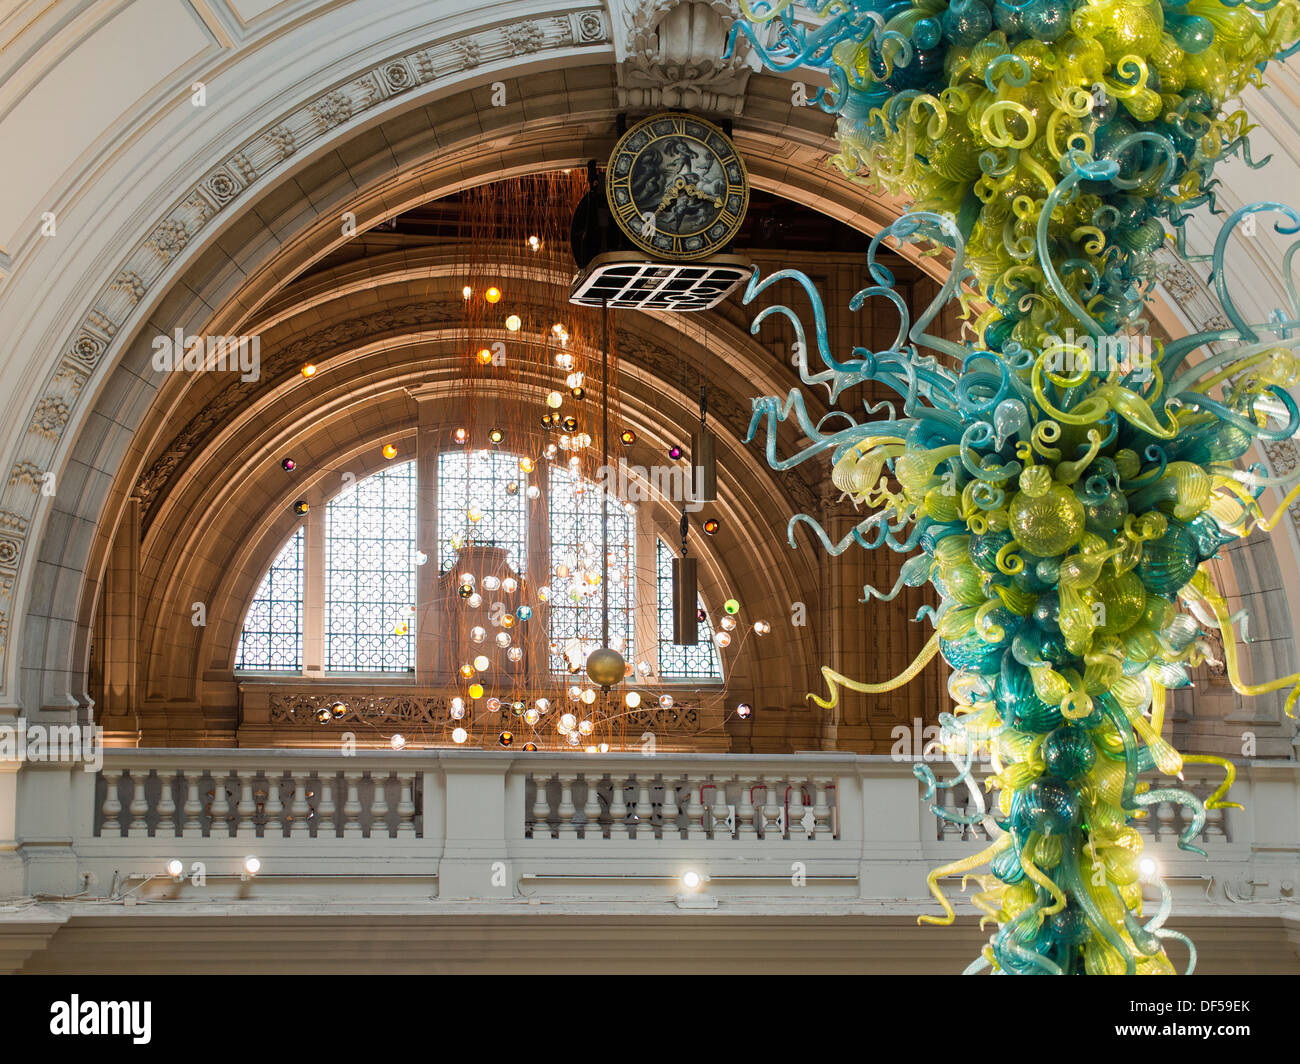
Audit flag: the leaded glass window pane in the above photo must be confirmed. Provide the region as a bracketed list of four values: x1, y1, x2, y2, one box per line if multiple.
[548, 465, 634, 671]
[325, 461, 416, 671]
[235, 526, 304, 670]
[437, 450, 527, 574]
[656, 537, 722, 681]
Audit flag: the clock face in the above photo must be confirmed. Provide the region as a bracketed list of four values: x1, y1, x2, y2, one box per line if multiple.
[606, 113, 749, 261]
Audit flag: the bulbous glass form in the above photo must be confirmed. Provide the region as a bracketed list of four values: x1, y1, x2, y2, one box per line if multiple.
[1010, 484, 1085, 556]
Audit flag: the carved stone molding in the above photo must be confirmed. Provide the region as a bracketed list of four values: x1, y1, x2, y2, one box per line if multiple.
[0, 11, 611, 681]
[616, 0, 757, 116]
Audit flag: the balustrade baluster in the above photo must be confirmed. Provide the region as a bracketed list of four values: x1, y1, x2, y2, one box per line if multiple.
[264, 773, 285, 839]
[209, 774, 232, 839]
[711, 779, 732, 839]
[396, 775, 416, 838]
[583, 775, 602, 840]
[370, 772, 390, 838]
[662, 776, 679, 840]
[558, 776, 576, 835]
[157, 771, 177, 837]
[342, 772, 364, 838]
[289, 773, 312, 837]
[100, 769, 122, 837]
[182, 774, 202, 835]
[738, 779, 757, 839]
[126, 771, 151, 837]
[317, 774, 338, 837]
[235, 775, 256, 837]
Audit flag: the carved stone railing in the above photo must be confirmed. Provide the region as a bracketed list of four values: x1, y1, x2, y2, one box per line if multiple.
[33, 751, 1297, 908]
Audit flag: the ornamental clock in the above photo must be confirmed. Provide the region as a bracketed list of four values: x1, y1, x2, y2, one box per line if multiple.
[606, 112, 749, 261]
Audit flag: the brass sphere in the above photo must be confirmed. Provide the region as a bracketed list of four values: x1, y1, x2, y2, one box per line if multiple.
[585, 646, 626, 688]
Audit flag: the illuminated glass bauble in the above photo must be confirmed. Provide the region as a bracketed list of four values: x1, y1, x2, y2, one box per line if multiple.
[523, 742, 537, 752]
[520, 457, 535, 474]
[301, 363, 318, 378]
[450, 696, 466, 717]
[468, 683, 484, 699]
[293, 500, 309, 515]
[468, 507, 483, 523]
[580, 688, 598, 705]
[636, 660, 652, 677]
[390, 734, 407, 750]
[467, 593, 482, 609]
[659, 694, 674, 709]
[546, 391, 563, 409]
[459, 663, 475, 679]
[505, 482, 518, 496]
[507, 647, 523, 662]
[736, 703, 753, 720]
[487, 697, 502, 713]
[415, 550, 428, 566]
[754, 620, 771, 635]
[516, 605, 532, 621]
[281, 458, 295, 471]
[566, 373, 584, 389]
[567, 686, 581, 702]
[1009, 484, 1085, 557]
[724, 599, 740, 614]
[526, 485, 540, 499]
[524, 709, 540, 726]
[452, 727, 468, 744]
[502, 577, 518, 593]
[315, 706, 332, 724]
[489, 429, 504, 444]
[470, 626, 486, 643]
[382, 443, 398, 460]
[505, 315, 522, 332]
[330, 701, 347, 720]
[559, 713, 577, 732]
[624, 692, 642, 708]
[620, 429, 636, 445]
[485, 286, 501, 303]
[496, 632, 511, 648]
[1042, 728, 1097, 780]
[394, 622, 408, 636]
[578, 719, 594, 735]
[714, 632, 731, 648]
[476, 348, 493, 365]
[720, 616, 736, 632]
[535, 698, 550, 713]
[483, 576, 500, 591]
[473, 655, 490, 671]
[561, 416, 578, 432]
[668, 445, 684, 460]
[703, 519, 720, 535]
[458, 583, 473, 599]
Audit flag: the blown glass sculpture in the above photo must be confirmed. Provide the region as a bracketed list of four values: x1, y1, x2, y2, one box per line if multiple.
[730, 0, 1300, 973]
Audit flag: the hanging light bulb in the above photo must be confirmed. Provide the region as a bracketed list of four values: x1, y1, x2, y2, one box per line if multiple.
[507, 646, 523, 662]
[485, 286, 502, 303]
[483, 575, 501, 591]
[473, 655, 490, 671]
[501, 577, 518, 593]
[624, 692, 642, 709]
[754, 620, 771, 635]
[476, 347, 494, 365]
[452, 727, 468, 744]
[659, 694, 674, 709]
[519, 457, 535, 474]
[467, 592, 482, 608]
[470, 626, 486, 643]
[505, 314, 522, 332]
[714, 631, 731, 648]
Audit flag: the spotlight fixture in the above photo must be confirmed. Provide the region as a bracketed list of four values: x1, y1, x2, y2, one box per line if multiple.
[292, 500, 309, 515]
[736, 702, 753, 720]
[166, 859, 184, 880]
[703, 518, 720, 535]
[681, 870, 702, 891]
[300, 363, 317, 378]
[382, 443, 398, 459]
[242, 855, 262, 878]
[485, 286, 502, 303]
[280, 458, 296, 471]
[620, 429, 636, 445]
[668, 445, 684, 460]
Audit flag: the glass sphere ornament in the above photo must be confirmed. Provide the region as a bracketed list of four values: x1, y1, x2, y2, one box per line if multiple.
[488, 429, 504, 445]
[516, 605, 532, 621]
[329, 701, 347, 720]
[454, 427, 468, 444]
[505, 314, 521, 332]
[526, 485, 540, 499]
[468, 683, 484, 700]
[561, 416, 578, 433]
[519, 457, 535, 474]
[470, 626, 486, 643]
[754, 620, 771, 635]
[585, 646, 626, 687]
[505, 482, 519, 496]
[524, 708, 540, 726]
[467, 593, 482, 609]
[315, 706, 332, 724]
[1009, 484, 1085, 557]
[459, 663, 475, 679]
[452, 727, 468, 744]
[502, 577, 518, 593]
[495, 632, 511, 648]
[724, 599, 740, 614]
[507, 647, 523, 662]
[696, 606, 706, 623]
[292, 500, 309, 515]
[621, 429, 636, 444]
[559, 712, 577, 732]
[570, 387, 585, 400]
[625, 692, 642, 708]
[473, 655, 489, 672]
[483, 576, 501, 591]
[415, 550, 428, 566]
[578, 719, 594, 735]
[300, 363, 317, 378]
[498, 731, 513, 747]
[580, 688, 598, 705]
[703, 519, 720, 535]
[281, 457, 295, 471]
[485, 286, 501, 303]
[636, 660, 652, 677]
[450, 696, 466, 717]
[523, 742, 538, 752]
[736, 703, 753, 720]
[537, 585, 551, 602]
[659, 694, 674, 709]
[547, 391, 563, 409]
[565, 372, 584, 390]
[486, 697, 502, 713]
[567, 686, 581, 702]
[390, 734, 407, 751]
[1042, 727, 1097, 780]
[720, 616, 736, 632]
[476, 348, 493, 366]
[668, 445, 684, 460]
[468, 507, 483, 523]
[382, 443, 398, 460]
[714, 632, 731, 648]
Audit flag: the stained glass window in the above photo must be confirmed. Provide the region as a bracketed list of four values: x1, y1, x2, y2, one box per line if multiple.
[437, 450, 528, 574]
[548, 465, 635, 672]
[235, 527, 304, 670]
[325, 461, 416, 671]
[656, 537, 722, 681]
